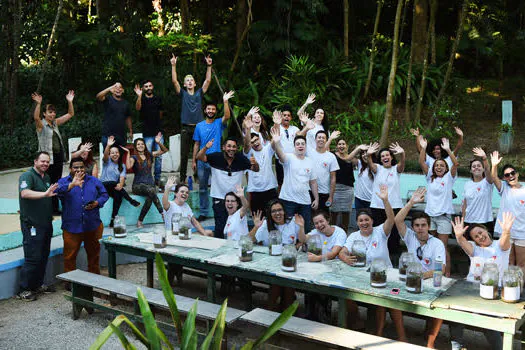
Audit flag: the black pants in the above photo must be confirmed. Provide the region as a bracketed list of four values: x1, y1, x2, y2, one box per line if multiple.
[180, 124, 196, 183]
[275, 160, 284, 186]
[48, 160, 63, 213]
[103, 181, 136, 219]
[132, 183, 163, 221]
[19, 220, 53, 291]
[371, 207, 402, 266]
[212, 198, 228, 239]
[310, 192, 330, 212]
[249, 189, 278, 215]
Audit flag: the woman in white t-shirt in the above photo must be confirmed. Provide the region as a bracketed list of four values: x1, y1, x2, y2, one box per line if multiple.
[419, 137, 458, 277]
[244, 106, 270, 146]
[491, 151, 525, 267]
[250, 199, 306, 311]
[223, 185, 249, 241]
[354, 149, 375, 215]
[306, 211, 347, 261]
[297, 93, 329, 154]
[462, 148, 494, 231]
[410, 126, 464, 169]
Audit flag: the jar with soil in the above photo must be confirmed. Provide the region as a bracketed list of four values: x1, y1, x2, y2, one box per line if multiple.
[351, 240, 367, 267]
[398, 252, 417, 281]
[238, 235, 253, 262]
[406, 262, 423, 294]
[171, 212, 182, 236]
[502, 269, 521, 303]
[307, 235, 322, 256]
[480, 263, 499, 300]
[281, 244, 297, 272]
[153, 227, 167, 249]
[508, 265, 524, 294]
[268, 230, 282, 256]
[178, 216, 192, 240]
[370, 258, 387, 288]
[113, 215, 127, 238]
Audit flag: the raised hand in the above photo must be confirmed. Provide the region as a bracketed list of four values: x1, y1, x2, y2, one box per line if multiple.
[472, 147, 486, 159]
[451, 216, 468, 239]
[223, 91, 235, 102]
[410, 187, 426, 204]
[270, 127, 281, 143]
[31, 92, 43, 104]
[170, 54, 178, 66]
[46, 183, 59, 197]
[111, 82, 122, 94]
[454, 126, 463, 137]
[419, 137, 428, 150]
[409, 127, 420, 137]
[205, 139, 214, 150]
[305, 93, 316, 105]
[247, 106, 259, 117]
[376, 184, 389, 201]
[165, 175, 177, 190]
[305, 119, 315, 131]
[252, 210, 265, 229]
[66, 90, 75, 102]
[367, 142, 380, 155]
[441, 138, 451, 151]
[330, 130, 341, 140]
[298, 111, 309, 123]
[234, 184, 245, 198]
[294, 214, 305, 227]
[490, 151, 502, 166]
[155, 132, 163, 144]
[80, 142, 93, 153]
[389, 142, 404, 155]
[204, 55, 212, 66]
[498, 212, 516, 233]
[107, 136, 116, 147]
[272, 110, 282, 125]
[134, 84, 142, 97]
[243, 116, 254, 130]
[119, 145, 130, 153]
[358, 144, 369, 151]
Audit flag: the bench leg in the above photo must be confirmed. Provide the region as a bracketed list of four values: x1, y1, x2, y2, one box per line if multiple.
[71, 283, 94, 320]
[147, 258, 154, 288]
[338, 297, 347, 328]
[107, 249, 118, 304]
[207, 273, 216, 303]
[502, 332, 513, 350]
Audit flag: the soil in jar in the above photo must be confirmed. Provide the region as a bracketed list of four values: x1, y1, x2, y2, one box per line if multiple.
[281, 257, 297, 272]
[179, 230, 191, 240]
[399, 265, 407, 280]
[154, 237, 167, 248]
[406, 275, 422, 293]
[308, 245, 322, 256]
[370, 271, 387, 287]
[354, 252, 366, 267]
[239, 248, 253, 262]
[113, 227, 126, 236]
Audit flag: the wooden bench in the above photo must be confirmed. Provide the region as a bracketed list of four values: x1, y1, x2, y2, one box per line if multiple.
[57, 270, 246, 328]
[240, 308, 429, 350]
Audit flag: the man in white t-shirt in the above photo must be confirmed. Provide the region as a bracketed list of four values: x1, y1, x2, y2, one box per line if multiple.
[307, 130, 339, 211]
[243, 116, 278, 214]
[271, 119, 318, 233]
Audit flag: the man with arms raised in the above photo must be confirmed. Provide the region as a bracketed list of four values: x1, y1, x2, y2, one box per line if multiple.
[96, 82, 133, 148]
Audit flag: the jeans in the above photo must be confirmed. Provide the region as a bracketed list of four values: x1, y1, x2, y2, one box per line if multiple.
[197, 160, 211, 217]
[19, 220, 53, 291]
[144, 135, 163, 182]
[354, 197, 371, 218]
[132, 183, 163, 221]
[180, 125, 196, 182]
[281, 199, 313, 233]
[212, 198, 228, 239]
[249, 189, 278, 215]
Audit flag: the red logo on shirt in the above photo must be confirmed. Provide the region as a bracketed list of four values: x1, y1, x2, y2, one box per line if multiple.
[424, 258, 431, 265]
[323, 162, 328, 168]
[305, 169, 310, 173]
[492, 255, 497, 260]
[477, 187, 481, 192]
[520, 200, 525, 206]
[441, 182, 445, 187]
[372, 241, 378, 248]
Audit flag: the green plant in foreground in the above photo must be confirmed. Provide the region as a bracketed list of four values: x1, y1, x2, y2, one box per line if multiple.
[90, 253, 298, 349]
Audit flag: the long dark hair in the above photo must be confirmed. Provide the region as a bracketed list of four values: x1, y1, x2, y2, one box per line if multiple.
[109, 145, 124, 173]
[266, 199, 290, 231]
[377, 148, 398, 166]
[426, 139, 448, 160]
[358, 150, 374, 180]
[133, 138, 153, 170]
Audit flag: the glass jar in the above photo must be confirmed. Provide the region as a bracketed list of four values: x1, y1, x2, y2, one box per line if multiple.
[351, 240, 367, 267]
[508, 265, 524, 293]
[268, 230, 283, 256]
[281, 244, 297, 272]
[171, 212, 182, 236]
[307, 235, 322, 256]
[398, 252, 417, 281]
[153, 226, 167, 248]
[406, 262, 423, 293]
[480, 262, 499, 300]
[238, 235, 253, 262]
[178, 216, 192, 240]
[113, 216, 127, 238]
[370, 258, 388, 288]
[502, 268, 521, 303]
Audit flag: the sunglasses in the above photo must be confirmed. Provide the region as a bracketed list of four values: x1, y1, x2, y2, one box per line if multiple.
[416, 246, 423, 260]
[503, 170, 516, 178]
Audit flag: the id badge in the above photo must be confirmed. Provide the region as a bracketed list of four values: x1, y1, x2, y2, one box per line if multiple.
[30, 227, 37, 237]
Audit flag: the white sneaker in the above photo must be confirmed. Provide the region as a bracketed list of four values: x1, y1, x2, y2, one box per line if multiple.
[450, 341, 463, 350]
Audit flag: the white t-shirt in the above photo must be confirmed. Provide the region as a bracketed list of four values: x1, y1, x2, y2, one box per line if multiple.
[495, 182, 525, 239]
[255, 217, 300, 246]
[244, 143, 277, 192]
[344, 224, 392, 267]
[424, 168, 456, 217]
[467, 240, 510, 284]
[403, 228, 446, 272]
[279, 153, 317, 205]
[224, 209, 248, 241]
[355, 160, 374, 201]
[306, 123, 324, 153]
[307, 149, 339, 194]
[163, 201, 194, 229]
[307, 226, 347, 253]
[463, 178, 494, 223]
[279, 125, 300, 154]
[426, 154, 454, 169]
[370, 165, 403, 209]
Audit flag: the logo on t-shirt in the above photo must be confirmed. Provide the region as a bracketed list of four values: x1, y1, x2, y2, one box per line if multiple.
[520, 200, 525, 206]
[20, 181, 27, 189]
[305, 168, 310, 173]
[440, 182, 445, 187]
[323, 162, 328, 168]
[424, 258, 431, 265]
[372, 241, 378, 249]
[477, 187, 481, 192]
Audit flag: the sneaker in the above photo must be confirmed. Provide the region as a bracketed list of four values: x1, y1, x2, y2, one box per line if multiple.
[37, 284, 56, 294]
[16, 290, 37, 301]
[450, 341, 463, 350]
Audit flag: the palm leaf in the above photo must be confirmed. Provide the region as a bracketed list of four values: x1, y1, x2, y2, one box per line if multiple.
[201, 299, 228, 350]
[109, 322, 137, 350]
[253, 302, 299, 348]
[155, 253, 183, 341]
[89, 315, 148, 350]
[181, 301, 198, 350]
[137, 288, 161, 350]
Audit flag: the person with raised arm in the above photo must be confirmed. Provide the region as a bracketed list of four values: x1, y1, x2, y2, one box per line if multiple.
[271, 124, 318, 233]
[418, 137, 458, 277]
[394, 188, 446, 348]
[410, 126, 464, 169]
[170, 54, 212, 183]
[96, 82, 132, 148]
[367, 141, 406, 262]
[192, 91, 234, 220]
[32, 90, 75, 214]
[71, 142, 98, 177]
[297, 93, 329, 154]
[491, 151, 525, 269]
[125, 134, 168, 228]
[462, 147, 494, 231]
[273, 105, 300, 187]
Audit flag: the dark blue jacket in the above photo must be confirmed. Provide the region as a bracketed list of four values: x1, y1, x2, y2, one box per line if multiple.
[57, 174, 109, 233]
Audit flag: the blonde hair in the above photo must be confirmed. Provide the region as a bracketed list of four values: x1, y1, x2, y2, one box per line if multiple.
[184, 74, 195, 81]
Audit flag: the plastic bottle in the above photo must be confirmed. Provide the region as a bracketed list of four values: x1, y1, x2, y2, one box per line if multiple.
[433, 256, 443, 287]
[188, 176, 193, 190]
[321, 241, 328, 264]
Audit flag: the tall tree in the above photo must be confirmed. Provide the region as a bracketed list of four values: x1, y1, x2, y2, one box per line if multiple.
[429, 0, 438, 64]
[363, 0, 383, 100]
[412, 0, 429, 63]
[414, 15, 432, 123]
[180, 0, 190, 34]
[230, 0, 253, 74]
[404, 0, 417, 122]
[8, 0, 21, 125]
[152, 0, 165, 36]
[343, 0, 350, 58]
[380, 0, 405, 146]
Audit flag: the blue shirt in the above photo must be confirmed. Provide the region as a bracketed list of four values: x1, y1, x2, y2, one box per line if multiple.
[100, 160, 126, 183]
[57, 174, 109, 233]
[193, 118, 224, 154]
[180, 88, 204, 125]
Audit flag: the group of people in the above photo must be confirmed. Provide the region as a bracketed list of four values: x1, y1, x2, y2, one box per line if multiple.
[17, 55, 525, 349]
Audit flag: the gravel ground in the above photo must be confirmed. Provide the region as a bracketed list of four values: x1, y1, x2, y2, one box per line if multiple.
[0, 262, 518, 350]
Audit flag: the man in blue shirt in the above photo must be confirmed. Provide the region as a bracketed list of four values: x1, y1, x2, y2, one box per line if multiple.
[192, 91, 234, 219]
[170, 54, 213, 183]
[57, 157, 109, 275]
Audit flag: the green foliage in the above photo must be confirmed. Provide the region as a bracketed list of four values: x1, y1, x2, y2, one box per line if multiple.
[498, 123, 513, 135]
[90, 253, 298, 349]
[330, 101, 387, 144]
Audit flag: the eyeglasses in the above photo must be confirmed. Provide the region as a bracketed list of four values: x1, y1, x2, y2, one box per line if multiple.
[416, 246, 423, 260]
[503, 170, 516, 178]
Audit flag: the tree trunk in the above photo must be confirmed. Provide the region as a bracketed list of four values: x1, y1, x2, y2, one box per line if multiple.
[96, 0, 109, 29]
[363, 0, 383, 100]
[429, 0, 438, 64]
[399, 0, 410, 43]
[8, 0, 21, 125]
[412, 0, 428, 64]
[180, 0, 190, 34]
[152, 0, 165, 36]
[343, 0, 349, 58]
[236, 0, 246, 47]
[434, 0, 467, 108]
[414, 20, 432, 124]
[404, 0, 418, 122]
[230, 0, 252, 74]
[379, 0, 404, 146]
[37, 0, 64, 94]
